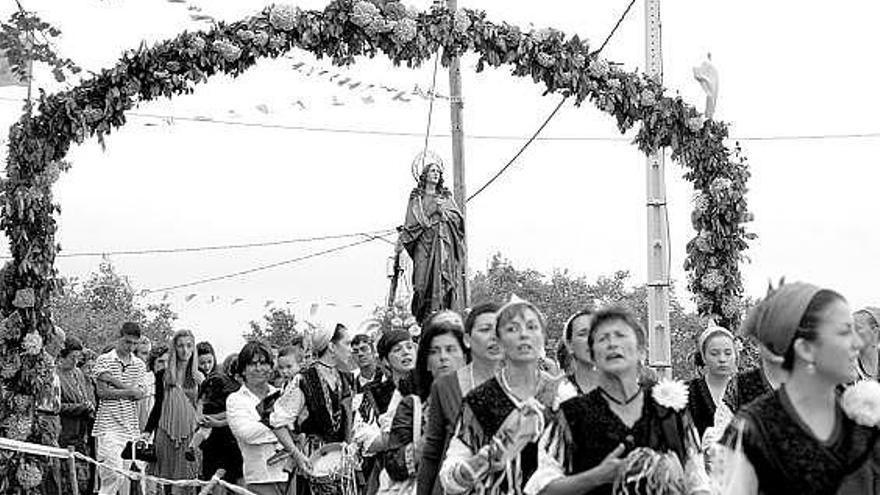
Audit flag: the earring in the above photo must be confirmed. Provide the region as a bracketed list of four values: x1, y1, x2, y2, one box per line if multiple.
[807, 361, 816, 373]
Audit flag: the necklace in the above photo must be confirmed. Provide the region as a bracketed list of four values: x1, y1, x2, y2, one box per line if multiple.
[599, 386, 642, 406]
[500, 367, 540, 401]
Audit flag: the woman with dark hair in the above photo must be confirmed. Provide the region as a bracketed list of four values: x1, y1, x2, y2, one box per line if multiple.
[194, 353, 243, 488]
[146, 329, 204, 494]
[397, 153, 466, 323]
[719, 283, 880, 495]
[197, 341, 218, 377]
[417, 303, 501, 495]
[352, 322, 420, 495]
[440, 297, 569, 495]
[378, 310, 468, 495]
[58, 336, 95, 494]
[526, 307, 708, 495]
[562, 309, 598, 395]
[228, 342, 289, 494]
[686, 325, 737, 436]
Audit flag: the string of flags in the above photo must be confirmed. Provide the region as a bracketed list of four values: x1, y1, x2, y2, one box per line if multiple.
[135, 56, 449, 128]
[162, 0, 215, 24]
[143, 290, 372, 311]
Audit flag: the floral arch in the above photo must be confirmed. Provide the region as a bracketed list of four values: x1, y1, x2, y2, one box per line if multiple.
[0, 0, 752, 489]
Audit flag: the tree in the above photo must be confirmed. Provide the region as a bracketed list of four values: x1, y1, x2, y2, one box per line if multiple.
[244, 306, 300, 349]
[470, 253, 705, 380]
[50, 259, 176, 351]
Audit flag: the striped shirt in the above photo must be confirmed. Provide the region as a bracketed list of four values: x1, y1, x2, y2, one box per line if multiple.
[92, 349, 146, 439]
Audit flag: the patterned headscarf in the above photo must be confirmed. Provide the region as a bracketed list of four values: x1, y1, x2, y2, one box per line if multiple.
[310, 322, 334, 356]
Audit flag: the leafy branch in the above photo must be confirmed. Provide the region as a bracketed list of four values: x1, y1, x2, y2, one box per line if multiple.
[0, 10, 81, 84]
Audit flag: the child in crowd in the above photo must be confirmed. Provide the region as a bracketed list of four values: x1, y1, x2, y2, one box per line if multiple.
[276, 345, 302, 388]
[264, 344, 309, 468]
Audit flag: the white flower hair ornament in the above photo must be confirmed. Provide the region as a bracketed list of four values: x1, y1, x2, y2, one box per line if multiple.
[652, 379, 689, 412]
[842, 380, 880, 427]
[553, 378, 578, 411]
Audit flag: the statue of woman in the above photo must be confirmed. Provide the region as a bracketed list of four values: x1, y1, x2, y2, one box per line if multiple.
[397, 152, 466, 324]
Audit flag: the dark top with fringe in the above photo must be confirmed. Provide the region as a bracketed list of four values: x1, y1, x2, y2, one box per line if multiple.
[686, 377, 717, 436]
[723, 386, 880, 495]
[542, 385, 694, 495]
[298, 364, 354, 443]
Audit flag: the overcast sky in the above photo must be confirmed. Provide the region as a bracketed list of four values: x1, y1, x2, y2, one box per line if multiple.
[1, 0, 878, 358]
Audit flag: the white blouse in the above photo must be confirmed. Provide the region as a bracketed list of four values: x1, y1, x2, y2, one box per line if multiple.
[226, 384, 289, 485]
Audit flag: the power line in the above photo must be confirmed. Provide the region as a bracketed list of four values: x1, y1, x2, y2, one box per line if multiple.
[1, 96, 879, 142]
[467, 97, 568, 202]
[0, 228, 396, 260]
[144, 232, 395, 293]
[592, 0, 639, 56]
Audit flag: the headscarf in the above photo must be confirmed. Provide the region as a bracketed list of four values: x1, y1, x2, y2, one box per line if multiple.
[310, 322, 335, 356]
[742, 281, 822, 356]
[377, 329, 412, 360]
[855, 307, 880, 328]
[698, 325, 736, 358]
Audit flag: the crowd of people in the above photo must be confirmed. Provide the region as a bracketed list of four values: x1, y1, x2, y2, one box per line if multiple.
[46, 284, 880, 495]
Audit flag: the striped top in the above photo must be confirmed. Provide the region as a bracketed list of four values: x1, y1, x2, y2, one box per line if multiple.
[92, 349, 146, 439]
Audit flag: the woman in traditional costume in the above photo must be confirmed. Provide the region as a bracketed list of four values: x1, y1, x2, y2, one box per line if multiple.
[562, 309, 598, 396]
[269, 323, 356, 494]
[418, 303, 503, 495]
[525, 307, 708, 495]
[353, 327, 418, 495]
[439, 297, 563, 495]
[853, 307, 880, 381]
[378, 311, 469, 495]
[719, 282, 880, 495]
[687, 326, 737, 436]
[397, 152, 466, 323]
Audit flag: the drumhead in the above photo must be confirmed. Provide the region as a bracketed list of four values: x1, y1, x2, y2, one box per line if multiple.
[309, 442, 344, 477]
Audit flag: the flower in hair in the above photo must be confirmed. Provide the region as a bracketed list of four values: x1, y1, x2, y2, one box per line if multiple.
[652, 379, 689, 412]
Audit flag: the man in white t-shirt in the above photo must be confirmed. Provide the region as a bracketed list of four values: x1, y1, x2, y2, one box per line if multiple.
[92, 322, 147, 495]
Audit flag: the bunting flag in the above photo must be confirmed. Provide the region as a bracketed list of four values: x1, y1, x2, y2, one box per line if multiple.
[148, 292, 373, 311]
[129, 55, 451, 129]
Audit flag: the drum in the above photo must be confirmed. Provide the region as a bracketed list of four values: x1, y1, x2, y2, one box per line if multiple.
[307, 443, 348, 495]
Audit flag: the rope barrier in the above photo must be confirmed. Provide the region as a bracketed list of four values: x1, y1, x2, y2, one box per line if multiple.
[0, 437, 72, 459]
[0, 437, 259, 495]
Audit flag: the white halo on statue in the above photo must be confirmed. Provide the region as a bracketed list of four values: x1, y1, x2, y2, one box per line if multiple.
[411, 150, 445, 182]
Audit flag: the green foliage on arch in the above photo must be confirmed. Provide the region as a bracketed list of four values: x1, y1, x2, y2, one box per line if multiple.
[0, 1, 751, 489]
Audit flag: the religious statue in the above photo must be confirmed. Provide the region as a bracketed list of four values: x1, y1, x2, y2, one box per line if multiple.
[396, 151, 466, 324]
[693, 53, 719, 119]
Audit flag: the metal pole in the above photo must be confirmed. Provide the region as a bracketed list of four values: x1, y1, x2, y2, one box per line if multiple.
[447, 0, 469, 308]
[645, 0, 671, 378]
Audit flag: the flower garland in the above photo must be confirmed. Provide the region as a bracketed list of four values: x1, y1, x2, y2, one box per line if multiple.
[0, 1, 752, 489]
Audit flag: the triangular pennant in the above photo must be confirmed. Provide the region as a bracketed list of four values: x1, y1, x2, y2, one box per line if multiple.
[231, 298, 244, 305]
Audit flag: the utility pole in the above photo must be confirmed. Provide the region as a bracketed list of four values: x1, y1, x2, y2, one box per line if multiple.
[447, 0, 469, 308]
[644, 0, 671, 378]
